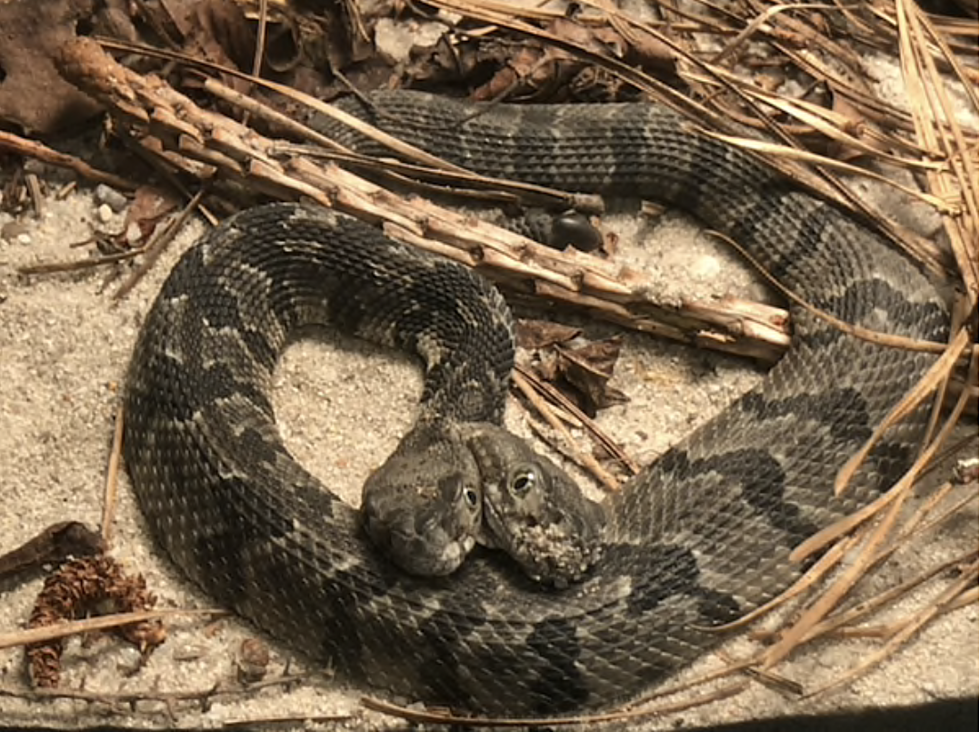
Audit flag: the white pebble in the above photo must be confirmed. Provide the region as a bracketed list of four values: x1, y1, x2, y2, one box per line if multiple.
[125, 220, 142, 244]
[97, 203, 113, 223]
[690, 254, 722, 280]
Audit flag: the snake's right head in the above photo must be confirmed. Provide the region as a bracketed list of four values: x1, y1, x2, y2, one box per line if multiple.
[464, 425, 607, 588]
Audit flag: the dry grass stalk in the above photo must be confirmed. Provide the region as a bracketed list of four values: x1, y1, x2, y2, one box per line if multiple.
[0, 130, 136, 191]
[99, 404, 125, 546]
[54, 38, 805, 370]
[0, 608, 222, 652]
[361, 680, 750, 727]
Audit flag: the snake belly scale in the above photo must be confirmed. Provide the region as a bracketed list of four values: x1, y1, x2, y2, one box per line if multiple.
[122, 91, 949, 715]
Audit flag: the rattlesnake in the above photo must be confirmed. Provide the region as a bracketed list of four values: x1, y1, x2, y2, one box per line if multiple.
[122, 91, 949, 715]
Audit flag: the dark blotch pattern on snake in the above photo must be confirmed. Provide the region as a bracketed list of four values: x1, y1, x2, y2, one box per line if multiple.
[122, 91, 949, 715]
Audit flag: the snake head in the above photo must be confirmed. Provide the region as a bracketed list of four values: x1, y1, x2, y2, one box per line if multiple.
[465, 425, 607, 588]
[361, 424, 483, 577]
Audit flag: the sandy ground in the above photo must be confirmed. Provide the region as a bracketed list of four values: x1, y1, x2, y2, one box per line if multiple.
[0, 3, 977, 724]
[0, 168, 976, 731]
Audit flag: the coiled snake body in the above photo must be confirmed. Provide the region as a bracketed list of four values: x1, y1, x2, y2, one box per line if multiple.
[123, 92, 948, 715]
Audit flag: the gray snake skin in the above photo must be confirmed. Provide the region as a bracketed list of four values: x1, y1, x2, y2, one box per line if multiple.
[122, 91, 949, 715]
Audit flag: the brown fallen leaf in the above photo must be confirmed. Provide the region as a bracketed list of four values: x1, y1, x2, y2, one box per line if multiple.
[517, 317, 627, 417]
[195, 0, 257, 72]
[828, 89, 884, 162]
[0, 0, 102, 133]
[0, 522, 105, 582]
[556, 336, 628, 416]
[124, 185, 181, 242]
[514, 318, 581, 350]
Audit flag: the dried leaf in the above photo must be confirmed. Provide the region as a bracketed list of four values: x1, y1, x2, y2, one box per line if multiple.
[195, 0, 256, 71]
[0, 0, 102, 133]
[556, 337, 628, 415]
[514, 319, 581, 350]
[125, 186, 181, 241]
[0, 522, 104, 581]
[828, 90, 884, 162]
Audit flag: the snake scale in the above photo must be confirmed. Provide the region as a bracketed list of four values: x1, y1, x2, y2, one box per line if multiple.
[122, 91, 949, 715]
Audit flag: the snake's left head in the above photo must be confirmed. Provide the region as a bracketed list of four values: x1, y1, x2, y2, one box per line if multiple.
[465, 425, 607, 588]
[361, 424, 483, 577]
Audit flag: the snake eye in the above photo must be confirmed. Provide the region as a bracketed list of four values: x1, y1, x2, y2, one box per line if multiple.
[510, 468, 537, 496]
[463, 487, 480, 508]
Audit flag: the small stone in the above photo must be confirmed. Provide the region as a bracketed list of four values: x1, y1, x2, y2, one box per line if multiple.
[94, 184, 128, 212]
[113, 645, 145, 677]
[16, 233, 31, 245]
[23, 159, 47, 175]
[97, 203, 114, 223]
[1, 220, 30, 243]
[171, 644, 206, 662]
[236, 638, 271, 683]
[125, 220, 142, 245]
